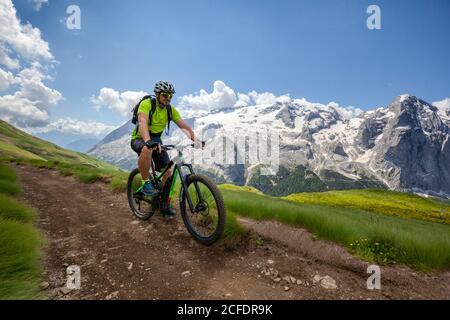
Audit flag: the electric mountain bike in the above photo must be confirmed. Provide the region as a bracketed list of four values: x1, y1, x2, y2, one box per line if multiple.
[126, 144, 226, 246]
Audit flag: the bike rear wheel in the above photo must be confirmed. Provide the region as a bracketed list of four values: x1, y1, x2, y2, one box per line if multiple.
[127, 168, 158, 220]
[180, 174, 226, 246]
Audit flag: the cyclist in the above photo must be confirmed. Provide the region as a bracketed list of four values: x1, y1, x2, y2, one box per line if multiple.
[130, 80, 201, 217]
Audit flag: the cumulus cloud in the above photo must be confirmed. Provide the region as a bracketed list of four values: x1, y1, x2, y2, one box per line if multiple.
[433, 98, 450, 111]
[327, 102, 364, 120]
[31, 117, 116, 137]
[248, 91, 278, 105]
[0, 94, 49, 127]
[91, 88, 148, 117]
[0, 45, 20, 69]
[94, 80, 364, 121]
[0, 64, 62, 126]
[30, 0, 49, 11]
[0, 0, 62, 128]
[234, 93, 251, 108]
[0, 0, 54, 62]
[0, 67, 16, 91]
[178, 80, 237, 113]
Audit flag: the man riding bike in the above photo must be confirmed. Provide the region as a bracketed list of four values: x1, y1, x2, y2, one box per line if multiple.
[130, 80, 201, 217]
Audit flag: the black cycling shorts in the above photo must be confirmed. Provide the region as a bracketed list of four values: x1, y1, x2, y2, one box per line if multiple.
[130, 138, 170, 172]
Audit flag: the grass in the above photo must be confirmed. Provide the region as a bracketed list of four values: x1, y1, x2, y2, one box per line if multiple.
[0, 163, 43, 299]
[0, 219, 43, 299]
[10, 158, 129, 190]
[219, 184, 264, 195]
[222, 211, 248, 239]
[0, 163, 21, 195]
[109, 173, 129, 192]
[0, 179, 22, 195]
[284, 188, 450, 225]
[0, 163, 18, 182]
[0, 194, 36, 222]
[221, 188, 450, 270]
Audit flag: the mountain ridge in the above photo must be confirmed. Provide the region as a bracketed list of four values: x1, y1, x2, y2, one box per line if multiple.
[88, 94, 450, 198]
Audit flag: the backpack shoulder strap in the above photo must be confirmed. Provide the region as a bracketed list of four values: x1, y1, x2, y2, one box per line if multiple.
[167, 105, 172, 122]
[148, 97, 157, 126]
[165, 105, 173, 135]
[132, 95, 153, 134]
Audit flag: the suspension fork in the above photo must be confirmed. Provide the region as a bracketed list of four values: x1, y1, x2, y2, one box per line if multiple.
[171, 164, 203, 213]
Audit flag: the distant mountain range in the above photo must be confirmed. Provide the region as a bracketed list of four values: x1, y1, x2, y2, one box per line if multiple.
[88, 94, 450, 198]
[34, 131, 100, 153]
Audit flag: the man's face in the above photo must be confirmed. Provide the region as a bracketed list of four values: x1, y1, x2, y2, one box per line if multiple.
[158, 92, 172, 107]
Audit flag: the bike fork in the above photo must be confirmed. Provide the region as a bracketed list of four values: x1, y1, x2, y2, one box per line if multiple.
[174, 164, 203, 213]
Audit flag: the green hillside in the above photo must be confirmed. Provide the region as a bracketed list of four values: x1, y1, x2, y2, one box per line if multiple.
[248, 164, 387, 196]
[0, 163, 42, 299]
[0, 120, 128, 188]
[284, 189, 450, 225]
[221, 187, 450, 270]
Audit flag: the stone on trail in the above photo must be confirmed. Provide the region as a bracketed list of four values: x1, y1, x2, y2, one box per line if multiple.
[105, 291, 119, 300]
[313, 275, 337, 290]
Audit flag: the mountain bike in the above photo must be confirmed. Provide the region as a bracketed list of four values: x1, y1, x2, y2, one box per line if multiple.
[126, 144, 226, 246]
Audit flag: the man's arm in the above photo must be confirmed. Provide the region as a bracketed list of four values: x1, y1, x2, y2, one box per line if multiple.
[138, 113, 151, 143]
[175, 119, 198, 142]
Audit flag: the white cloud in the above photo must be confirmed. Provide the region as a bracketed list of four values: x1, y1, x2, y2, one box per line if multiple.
[248, 91, 278, 105]
[94, 80, 365, 121]
[91, 88, 148, 117]
[30, 0, 49, 11]
[177, 81, 292, 114]
[433, 98, 450, 111]
[0, 0, 54, 63]
[234, 93, 251, 108]
[327, 102, 364, 120]
[0, 0, 62, 128]
[0, 94, 49, 127]
[0, 67, 16, 91]
[433, 98, 450, 120]
[178, 80, 237, 113]
[0, 64, 62, 126]
[17, 68, 61, 109]
[31, 117, 116, 137]
[0, 45, 20, 69]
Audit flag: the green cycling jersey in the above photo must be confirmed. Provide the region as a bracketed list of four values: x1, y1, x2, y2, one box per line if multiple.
[131, 98, 182, 140]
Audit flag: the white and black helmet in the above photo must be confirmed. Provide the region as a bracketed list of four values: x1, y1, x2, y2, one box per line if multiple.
[154, 80, 176, 94]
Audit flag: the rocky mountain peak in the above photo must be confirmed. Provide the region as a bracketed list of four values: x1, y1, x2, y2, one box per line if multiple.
[88, 94, 450, 198]
[388, 95, 447, 136]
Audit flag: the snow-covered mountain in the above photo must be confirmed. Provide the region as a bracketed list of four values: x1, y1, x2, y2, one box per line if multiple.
[88, 94, 450, 198]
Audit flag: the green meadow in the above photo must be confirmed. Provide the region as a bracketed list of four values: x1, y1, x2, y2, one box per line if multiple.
[219, 185, 450, 270]
[0, 163, 42, 299]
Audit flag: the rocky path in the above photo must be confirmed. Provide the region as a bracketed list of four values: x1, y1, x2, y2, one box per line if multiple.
[15, 165, 450, 300]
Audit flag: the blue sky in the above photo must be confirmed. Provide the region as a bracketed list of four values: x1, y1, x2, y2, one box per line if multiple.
[2, 0, 450, 136]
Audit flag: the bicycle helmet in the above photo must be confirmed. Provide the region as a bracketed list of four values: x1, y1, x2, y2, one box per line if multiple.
[154, 81, 176, 94]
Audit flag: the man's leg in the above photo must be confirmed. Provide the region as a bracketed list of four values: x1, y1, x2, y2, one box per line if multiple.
[138, 146, 152, 180]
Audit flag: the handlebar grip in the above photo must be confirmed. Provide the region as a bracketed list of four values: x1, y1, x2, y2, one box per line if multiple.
[146, 141, 160, 149]
[191, 141, 206, 148]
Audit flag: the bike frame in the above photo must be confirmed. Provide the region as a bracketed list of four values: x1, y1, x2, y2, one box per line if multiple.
[151, 147, 204, 213]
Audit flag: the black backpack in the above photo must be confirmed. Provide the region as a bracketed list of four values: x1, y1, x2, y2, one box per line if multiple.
[131, 95, 173, 135]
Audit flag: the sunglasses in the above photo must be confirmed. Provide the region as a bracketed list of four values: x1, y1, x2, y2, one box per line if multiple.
[160, 93, 173, 99]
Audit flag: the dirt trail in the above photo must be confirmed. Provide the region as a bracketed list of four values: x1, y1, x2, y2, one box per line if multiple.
[15, 165, 450, 300]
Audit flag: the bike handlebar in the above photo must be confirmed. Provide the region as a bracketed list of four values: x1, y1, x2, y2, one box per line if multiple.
[159, 142, 205, 151]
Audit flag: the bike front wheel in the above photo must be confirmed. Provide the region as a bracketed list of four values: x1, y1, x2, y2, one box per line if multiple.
[180, 174, 226, 246]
